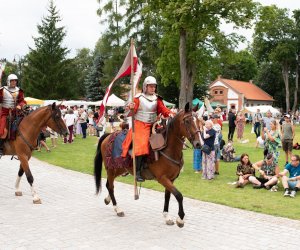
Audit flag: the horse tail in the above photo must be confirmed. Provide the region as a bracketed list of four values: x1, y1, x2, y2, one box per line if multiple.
[94, 133, 111, 194]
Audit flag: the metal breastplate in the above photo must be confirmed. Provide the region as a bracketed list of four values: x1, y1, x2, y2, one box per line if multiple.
[2, 87, 19, 109]
[135, 94, 157, 123]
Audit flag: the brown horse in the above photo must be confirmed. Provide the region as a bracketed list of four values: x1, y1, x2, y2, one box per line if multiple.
[2, 103, 68, 204]
[94, 103, 201, 227]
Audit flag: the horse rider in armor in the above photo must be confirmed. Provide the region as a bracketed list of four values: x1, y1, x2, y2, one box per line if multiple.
[121, 76, 174, 182]
[0, 74, 27, 155]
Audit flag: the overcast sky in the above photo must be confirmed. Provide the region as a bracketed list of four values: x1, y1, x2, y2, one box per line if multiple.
[1, 0, 300, 62]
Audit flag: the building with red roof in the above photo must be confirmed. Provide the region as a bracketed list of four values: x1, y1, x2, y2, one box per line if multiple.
[209, 76, 274, 111]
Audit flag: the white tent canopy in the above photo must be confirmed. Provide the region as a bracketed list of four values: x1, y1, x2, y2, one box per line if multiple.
[43, 94, 125, 108]
[88, 94, 125, 107]
[243, 105, 280, 115]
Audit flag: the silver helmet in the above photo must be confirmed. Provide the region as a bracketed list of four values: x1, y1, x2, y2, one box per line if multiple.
[7, 74, 18, 87]
[142, 76, 157, 93]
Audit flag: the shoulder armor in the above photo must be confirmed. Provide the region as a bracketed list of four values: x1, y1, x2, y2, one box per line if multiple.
[157, 95, 163, 100]
[135, 93, 143, 98]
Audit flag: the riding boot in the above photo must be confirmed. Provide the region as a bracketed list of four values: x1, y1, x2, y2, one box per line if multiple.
[135, 155, 145, 182]
[0, 139, 4, 156]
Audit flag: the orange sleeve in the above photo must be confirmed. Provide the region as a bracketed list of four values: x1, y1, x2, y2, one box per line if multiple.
[133, 97, 140, 114]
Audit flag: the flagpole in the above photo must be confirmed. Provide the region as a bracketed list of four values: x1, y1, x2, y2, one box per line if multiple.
[130, 38, 139, 200]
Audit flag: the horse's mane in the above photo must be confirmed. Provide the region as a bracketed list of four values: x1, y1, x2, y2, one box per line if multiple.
[167, 109, 184, 130]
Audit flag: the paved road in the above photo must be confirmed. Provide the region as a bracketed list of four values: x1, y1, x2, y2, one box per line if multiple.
[1, 156, 300, 250]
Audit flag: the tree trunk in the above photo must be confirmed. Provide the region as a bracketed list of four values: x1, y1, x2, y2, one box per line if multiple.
[282, 64, 290, 113]
[178, 28, 194, 109]
[292, 56, 299, 113]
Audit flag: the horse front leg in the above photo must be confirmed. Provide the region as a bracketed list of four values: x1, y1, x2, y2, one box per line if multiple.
[158, 176, 185, 228]
[19, 158, 41, 204]
[15, 165, 24, 196]
[106, 172, 124, 217]
[163, 189, 175, 225]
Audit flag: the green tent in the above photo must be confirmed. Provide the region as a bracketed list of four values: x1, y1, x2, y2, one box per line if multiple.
[192, 98, 203, 107]
[210, 101, 227, 108]
[163, 100, 175, 108]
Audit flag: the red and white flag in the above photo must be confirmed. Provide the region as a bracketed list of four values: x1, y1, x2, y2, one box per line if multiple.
[98, 45, 138, 120]
[127, 59, 143, 102]
[0, 61, 6, 84]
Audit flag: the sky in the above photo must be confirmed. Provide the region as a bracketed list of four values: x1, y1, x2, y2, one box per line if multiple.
[1, 0, 300, 62]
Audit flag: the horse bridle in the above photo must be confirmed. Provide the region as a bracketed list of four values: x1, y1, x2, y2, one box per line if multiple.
[159, 112, 201, 167]
[44, 105, 65, 135]
[182, 113, 201, 146]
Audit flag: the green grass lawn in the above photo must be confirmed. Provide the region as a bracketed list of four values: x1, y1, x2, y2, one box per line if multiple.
[33, 124, 300, 220]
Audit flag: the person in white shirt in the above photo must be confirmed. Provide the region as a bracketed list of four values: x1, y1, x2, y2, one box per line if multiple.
[63, 109, 77, 143]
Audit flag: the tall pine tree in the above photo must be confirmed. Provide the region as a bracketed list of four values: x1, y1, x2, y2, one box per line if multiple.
[85, 54, 105, 101]
[23, 0, 75, 99]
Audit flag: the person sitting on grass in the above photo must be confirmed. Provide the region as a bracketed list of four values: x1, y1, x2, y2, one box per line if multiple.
[279, 154, 300, 198]
[249, 153, 279, 190]
[235, 153, 255, 188]
[222, 140, 240, 162]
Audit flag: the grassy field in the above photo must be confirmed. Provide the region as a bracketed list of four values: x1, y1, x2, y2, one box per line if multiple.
[33, 124, 300, 220]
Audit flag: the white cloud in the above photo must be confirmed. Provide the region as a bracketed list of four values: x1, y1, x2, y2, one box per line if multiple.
[0, 0, 101, 61]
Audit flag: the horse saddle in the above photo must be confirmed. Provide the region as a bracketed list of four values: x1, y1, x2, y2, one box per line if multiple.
[149, 119, 168, 160]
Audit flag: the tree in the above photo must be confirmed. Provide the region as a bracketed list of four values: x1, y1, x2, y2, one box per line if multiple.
[73, 48, 94, 98]
[146, 0, 257, 108]
[220, 50, 258, 82]
[22, 0, 75, 99]
[253, 5, 296, 112]
[85, 54, 105, 101]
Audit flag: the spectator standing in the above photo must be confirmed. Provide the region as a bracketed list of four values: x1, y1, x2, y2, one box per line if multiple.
[78, 107, 88, 139]
[262, 110, 274, 130]
[235, 153, 255, 188]
[47, 127, 58, 148]
[279, 154, 300, 198]
[212, 114, 222, 175]
[227, 109, 236, 141]
[201, 120, 216, 180]
[281, 114, 295, 165]
[262, 120, 281, 164]
[249, 153, 279, 190]
[253, 109, 263, 138]
[235, 111, 246, 142]
[64, 109, 77, 143]
[87, 111, 95, 136]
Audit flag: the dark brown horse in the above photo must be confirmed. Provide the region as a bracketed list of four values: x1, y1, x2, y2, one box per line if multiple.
[94, 103, 201, 227]
[2, 103, 68, 204]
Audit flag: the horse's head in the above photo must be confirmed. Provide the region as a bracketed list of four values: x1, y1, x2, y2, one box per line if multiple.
[46, 102, 69, 137]
[175, 102, 201, 148]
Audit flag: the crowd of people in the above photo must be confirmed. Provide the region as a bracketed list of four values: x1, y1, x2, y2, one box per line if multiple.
[193, 106, 300, 198]
[36, 104, 125, 152]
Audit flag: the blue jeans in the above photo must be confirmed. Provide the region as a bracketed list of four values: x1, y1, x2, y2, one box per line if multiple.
[193, 149, 202, 171]
[80, 122, 87, 138]
[254, 122, 261, 138]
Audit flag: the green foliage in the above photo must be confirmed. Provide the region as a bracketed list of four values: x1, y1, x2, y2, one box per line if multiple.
[85, 54, 105, 101]
[22, 0, 75, 99]
[221, 50, 258, 81]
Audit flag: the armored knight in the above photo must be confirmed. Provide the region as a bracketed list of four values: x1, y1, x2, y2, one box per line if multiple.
[121, 76, 174, 182]
[0, 74, 27, 155]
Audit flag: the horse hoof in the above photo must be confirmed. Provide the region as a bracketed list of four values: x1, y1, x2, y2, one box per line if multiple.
[104, 198, 110, 205]
[33, 199, 42, 204]
[15, 191, 23, 196]
[166, 220, 175, 226]
[176, 218, 184, 228]
[117, 212, 125, 217]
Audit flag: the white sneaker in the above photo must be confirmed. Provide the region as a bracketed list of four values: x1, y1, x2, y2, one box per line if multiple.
[271, 185, 278, 192]
[283, 190, 290, 197]
[290, 190, 297, 198]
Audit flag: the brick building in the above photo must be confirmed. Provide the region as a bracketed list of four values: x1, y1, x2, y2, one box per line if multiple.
[209, 77, 274, 111]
